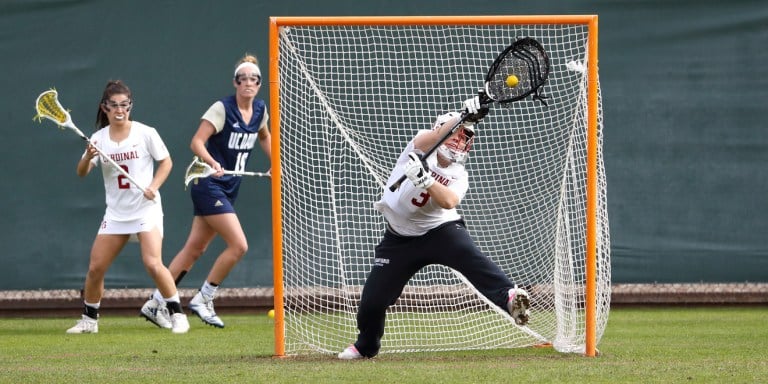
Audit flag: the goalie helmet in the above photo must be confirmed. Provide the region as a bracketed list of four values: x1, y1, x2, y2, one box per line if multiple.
[433, 112, 475, 164]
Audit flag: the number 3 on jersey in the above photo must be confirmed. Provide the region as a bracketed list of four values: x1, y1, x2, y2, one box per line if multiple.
[411, 192, 429, 207]
[234, 152, 249, 172]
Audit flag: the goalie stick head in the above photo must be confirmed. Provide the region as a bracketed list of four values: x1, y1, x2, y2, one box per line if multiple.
[433, 112, 475, 165]
[484, 37, 550, 106]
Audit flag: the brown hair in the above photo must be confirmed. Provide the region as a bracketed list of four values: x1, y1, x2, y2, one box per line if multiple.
[95, 80, 132, 128]
[233, 54, 261, 85]
[236, 53, 258, 67]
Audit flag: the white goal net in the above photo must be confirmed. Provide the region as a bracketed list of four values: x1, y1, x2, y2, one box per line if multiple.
[272, 16, 610, 356]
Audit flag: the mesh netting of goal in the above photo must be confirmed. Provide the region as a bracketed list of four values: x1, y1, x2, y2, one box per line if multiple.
[269, 15, 609, 357]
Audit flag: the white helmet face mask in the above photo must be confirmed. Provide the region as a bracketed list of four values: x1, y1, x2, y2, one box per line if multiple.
[433, 112, 475, 164]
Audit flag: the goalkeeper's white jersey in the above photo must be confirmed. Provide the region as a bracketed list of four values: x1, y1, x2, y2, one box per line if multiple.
[87, 121, 169, 222]
[375, 131, 469, 236]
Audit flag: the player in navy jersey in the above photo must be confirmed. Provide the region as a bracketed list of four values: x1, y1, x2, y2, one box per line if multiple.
[338, 96, 530, 359]
[140, 54, 271, 329]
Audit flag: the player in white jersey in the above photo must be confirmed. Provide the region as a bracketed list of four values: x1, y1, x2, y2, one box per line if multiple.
[89, 120, 167, 222]
[338, 96, 531, 360]
[66, 80, 189, 334]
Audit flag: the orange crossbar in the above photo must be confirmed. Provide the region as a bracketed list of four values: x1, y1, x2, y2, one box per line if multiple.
[272, 15, 596, 26]
[269, 15, 600, 358]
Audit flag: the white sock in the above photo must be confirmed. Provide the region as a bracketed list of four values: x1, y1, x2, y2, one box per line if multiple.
[152, 289, 165, 303]
[163, 293, 181, 304]
[200, 281, 218, 299]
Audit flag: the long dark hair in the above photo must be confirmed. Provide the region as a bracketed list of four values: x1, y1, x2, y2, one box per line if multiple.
[95, 80, 132, 128]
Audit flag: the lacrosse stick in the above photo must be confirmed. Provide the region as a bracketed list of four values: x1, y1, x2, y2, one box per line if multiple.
[184, 156, 270, 187]
[34, 89, 154, 200]
[388, 37, 550, 191]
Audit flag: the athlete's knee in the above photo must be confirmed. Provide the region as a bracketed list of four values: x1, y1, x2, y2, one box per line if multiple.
[181, 242, 208, 262]
[86, 259, 109, 278]
[86, 266, 107, 281]
[227, 241, 248, 260]
[142, 258, 165, 275]
[193, 241, 211, 257]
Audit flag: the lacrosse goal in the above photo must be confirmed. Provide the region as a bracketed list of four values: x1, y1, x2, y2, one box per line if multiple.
[268, 15, 609, 357]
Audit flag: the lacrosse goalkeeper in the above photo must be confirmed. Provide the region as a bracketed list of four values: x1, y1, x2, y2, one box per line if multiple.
[140, 53, 272, 329]
[338, 96, 530, 360]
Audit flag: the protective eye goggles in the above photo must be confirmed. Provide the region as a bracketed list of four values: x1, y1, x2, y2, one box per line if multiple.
[235, 73, 262, 85]
[102, 100, 133, 111]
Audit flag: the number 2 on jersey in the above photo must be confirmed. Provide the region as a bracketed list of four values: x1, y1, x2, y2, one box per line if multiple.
[117, 165, 131, 189]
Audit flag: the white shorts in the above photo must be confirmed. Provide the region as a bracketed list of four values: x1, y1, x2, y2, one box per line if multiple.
[98, 211, 164, 242]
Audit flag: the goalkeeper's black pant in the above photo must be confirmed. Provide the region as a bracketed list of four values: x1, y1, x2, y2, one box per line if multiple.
[353, 219, 516, 358]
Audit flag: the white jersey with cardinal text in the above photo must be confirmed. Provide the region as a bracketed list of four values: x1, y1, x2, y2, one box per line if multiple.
[375, 130, 469, 236]
[86, 121, 169, 222]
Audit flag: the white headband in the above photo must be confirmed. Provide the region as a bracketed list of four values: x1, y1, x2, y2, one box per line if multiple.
[234, 62, 261, 78]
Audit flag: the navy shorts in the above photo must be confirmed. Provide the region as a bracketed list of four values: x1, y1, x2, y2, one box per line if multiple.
[190, 184, 236, 216]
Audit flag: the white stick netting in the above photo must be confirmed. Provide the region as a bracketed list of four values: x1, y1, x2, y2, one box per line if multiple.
[276, 21, 609, 355]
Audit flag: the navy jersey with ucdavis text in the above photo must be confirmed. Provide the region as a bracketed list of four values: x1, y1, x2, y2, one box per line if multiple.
[194, 95, 268, 200]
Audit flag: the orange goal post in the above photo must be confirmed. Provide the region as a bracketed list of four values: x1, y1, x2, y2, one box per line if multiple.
[269, 15, 608, 358]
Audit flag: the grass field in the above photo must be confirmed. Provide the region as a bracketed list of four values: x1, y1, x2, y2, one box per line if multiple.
[0, 307, 765, 383]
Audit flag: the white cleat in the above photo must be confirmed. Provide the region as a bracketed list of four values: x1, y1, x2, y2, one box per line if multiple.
[507, 286, 531, 326]
[188, 291, 224, 328]
[140, 297, 172, 329]
[337, 345, 364, 360]
[170, 313, 190, 334]
[66, 315, 99, 334]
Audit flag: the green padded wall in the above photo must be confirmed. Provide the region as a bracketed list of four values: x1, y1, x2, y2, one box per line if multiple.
[1, 0, 766, 288]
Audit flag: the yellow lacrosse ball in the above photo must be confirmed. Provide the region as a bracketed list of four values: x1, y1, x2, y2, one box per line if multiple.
[268, 309, 275, 319]
[506, 75, 519, 88]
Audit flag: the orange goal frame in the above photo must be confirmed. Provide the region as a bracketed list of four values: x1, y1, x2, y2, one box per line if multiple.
[268, 15, 600, 358]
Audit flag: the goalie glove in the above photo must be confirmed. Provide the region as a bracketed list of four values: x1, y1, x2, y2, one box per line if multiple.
[463, 95, 489, 124]
[404, 152, 435, 189]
